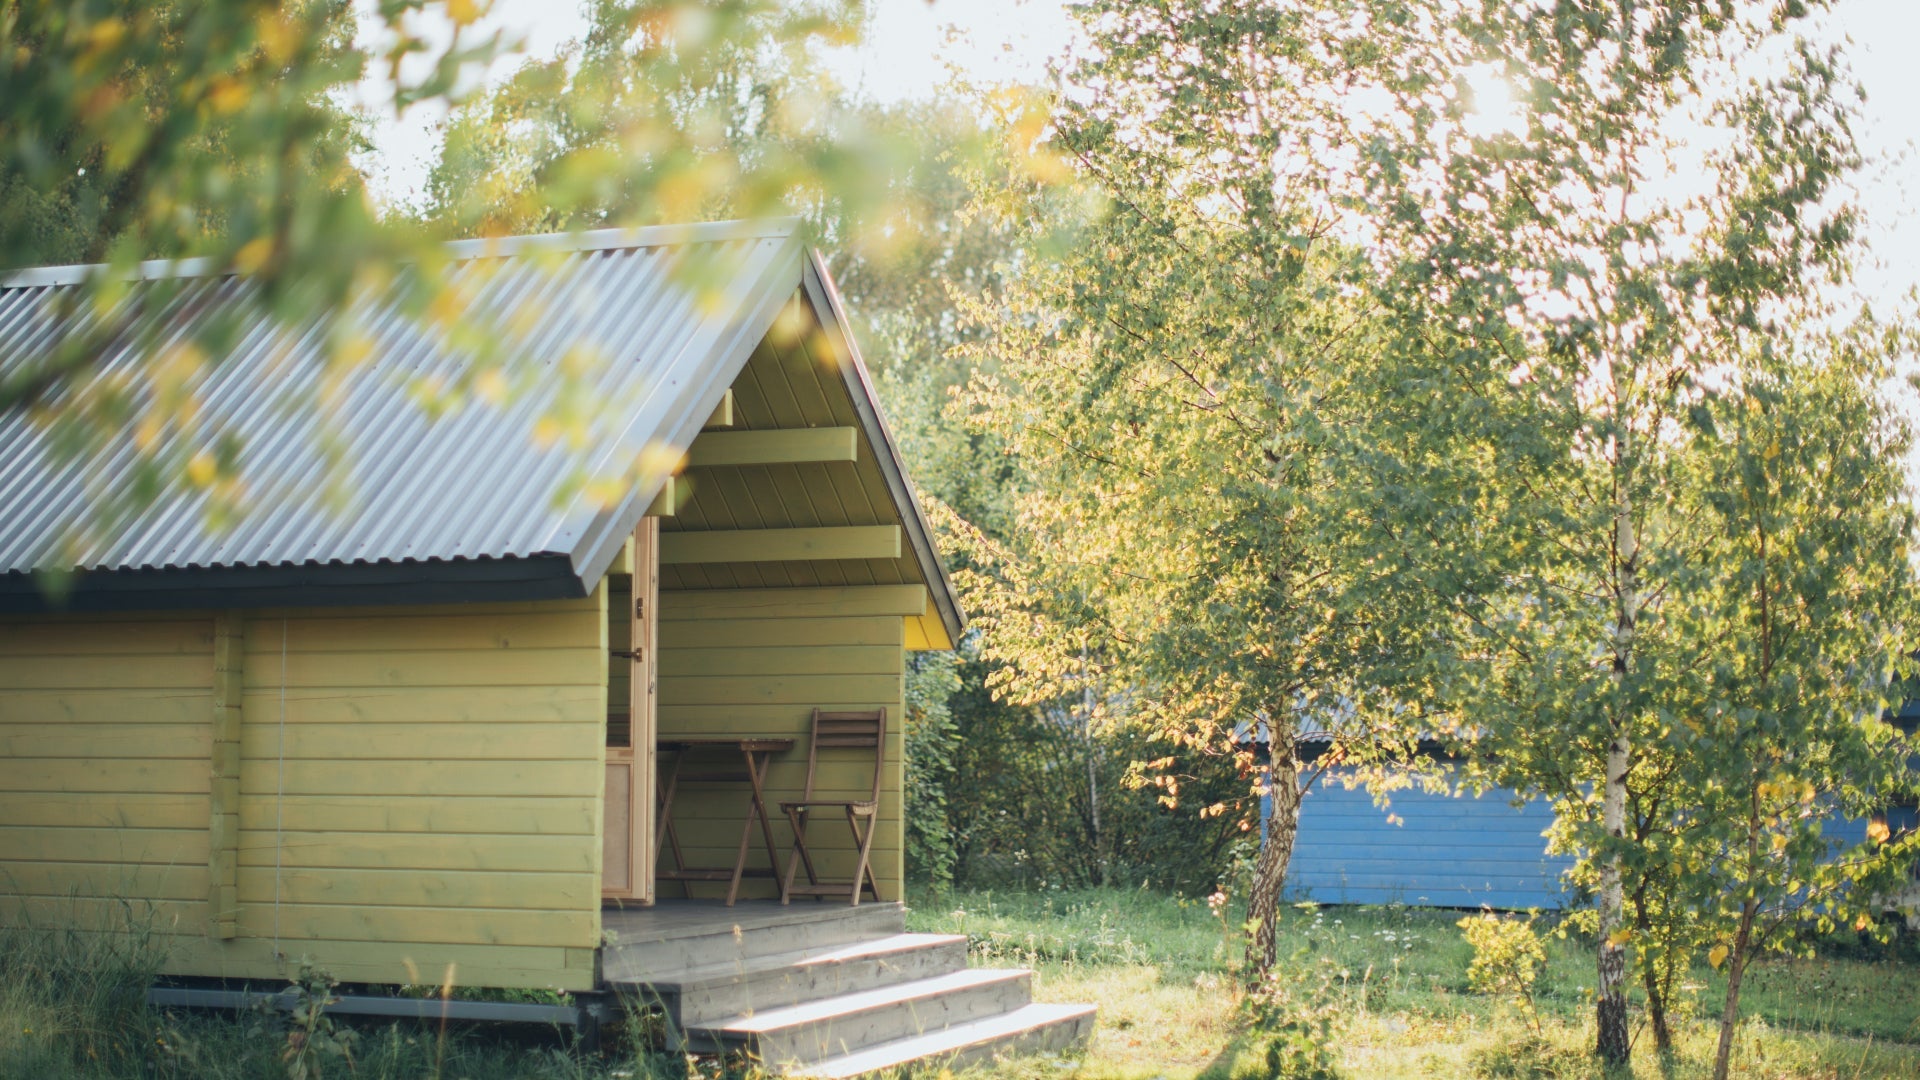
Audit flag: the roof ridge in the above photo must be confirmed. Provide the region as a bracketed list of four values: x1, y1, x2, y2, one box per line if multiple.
[0, 217, 806, 291]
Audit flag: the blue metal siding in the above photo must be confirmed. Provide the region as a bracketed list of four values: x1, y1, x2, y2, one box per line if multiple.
[1287, 769, 1574, 910]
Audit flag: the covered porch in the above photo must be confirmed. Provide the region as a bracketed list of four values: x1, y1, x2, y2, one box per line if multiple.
[595, 270, 961, 918]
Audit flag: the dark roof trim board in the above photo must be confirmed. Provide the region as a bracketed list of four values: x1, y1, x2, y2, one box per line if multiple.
[7, 556, 583, 613]
[0, 220, 965, 630]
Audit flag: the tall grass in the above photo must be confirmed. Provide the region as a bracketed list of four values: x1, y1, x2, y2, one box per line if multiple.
[0, 899, 687, 1079]
[9, 888, 1918, 1078]
[0, 899, 171, 1077]
[908, 888, 1920, 1080]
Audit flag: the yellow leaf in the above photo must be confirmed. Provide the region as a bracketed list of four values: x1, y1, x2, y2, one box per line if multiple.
[232, 237, 274, 275]
[1868, 819, 1891, 843]
[333, 333, 375, 371]
[446, 0, 482, 27]
[256, 13, 297, 65]
[584, 478, 623, 508]
[85, 18, 128, 55]
[207, 78, 248, 116]
[1708, 945, 1729, 970]
[186, 451, 217, 488]
[1606, 928, 1633, 948]
[426, 285, 466, 328]
[474, 369, 507, 405]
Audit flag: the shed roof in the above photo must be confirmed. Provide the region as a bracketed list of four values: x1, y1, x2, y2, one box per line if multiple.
[0, 219, 963, 642]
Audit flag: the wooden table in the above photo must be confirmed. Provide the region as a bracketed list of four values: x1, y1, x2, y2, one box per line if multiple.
[652, 737, 794, 906]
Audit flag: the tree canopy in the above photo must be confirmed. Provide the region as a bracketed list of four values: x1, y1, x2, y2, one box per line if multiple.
[955, 4, 1920, 1071]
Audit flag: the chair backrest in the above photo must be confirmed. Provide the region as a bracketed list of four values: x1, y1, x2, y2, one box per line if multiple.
[802, 708, 887, 803]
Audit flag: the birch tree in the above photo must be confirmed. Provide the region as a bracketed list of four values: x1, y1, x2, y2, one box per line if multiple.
[952, 62, 1396, 971]
[1309, 0, 1920, 1067]
[962, 4, 1919, 1063]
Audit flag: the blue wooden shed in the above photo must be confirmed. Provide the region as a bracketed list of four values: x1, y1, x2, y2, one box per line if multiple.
[1286, 768, 1574, 910]
[1256, 701, 1920, 911]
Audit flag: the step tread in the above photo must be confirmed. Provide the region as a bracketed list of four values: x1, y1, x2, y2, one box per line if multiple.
[701, 967, 1031, 1035]
[786, 1002, 1097, 1079]
[622, 933, 967, 992]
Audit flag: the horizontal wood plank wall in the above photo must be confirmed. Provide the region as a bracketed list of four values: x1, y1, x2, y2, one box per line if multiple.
[1288, 765, 1574, 910]
[656, 587, 907, 900]
[0, 615, 216, 940]
[231, 592, 606, 989]
[0, 595, 607, 992]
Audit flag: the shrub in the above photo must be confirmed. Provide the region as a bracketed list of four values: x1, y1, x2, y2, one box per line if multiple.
[1238, 961, 1343, 1080]
[1457, 910, 1547, 1033]
[1469, 1031, 1589, 1080]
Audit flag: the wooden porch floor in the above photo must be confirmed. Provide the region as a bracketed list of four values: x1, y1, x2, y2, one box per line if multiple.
[600, 899, 908, 986]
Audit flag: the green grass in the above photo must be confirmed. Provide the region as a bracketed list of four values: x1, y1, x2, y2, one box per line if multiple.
[6, 890, 1919, 1078]
[904, 887, 1920, 1080]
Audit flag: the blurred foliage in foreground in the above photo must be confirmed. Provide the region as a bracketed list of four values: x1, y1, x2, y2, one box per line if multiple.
[0, 0, 1064, 518]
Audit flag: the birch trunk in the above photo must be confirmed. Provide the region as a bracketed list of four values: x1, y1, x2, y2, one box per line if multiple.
[1596, 732, 1632, 1064]
[1597, 485, 1638, 1065]
[1712, 784, 1765, 1080]
[1246, 747, 1301, 975]
[1711, 903, 1758, 1078]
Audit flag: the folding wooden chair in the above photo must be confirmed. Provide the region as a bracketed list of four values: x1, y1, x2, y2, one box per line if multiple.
[779, 708, 886, 905]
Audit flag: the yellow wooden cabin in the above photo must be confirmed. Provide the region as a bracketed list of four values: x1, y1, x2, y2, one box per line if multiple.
[0, 220, 967, 998]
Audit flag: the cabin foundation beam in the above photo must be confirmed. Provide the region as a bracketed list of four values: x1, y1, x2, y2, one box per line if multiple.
[209, 611, 243, 938]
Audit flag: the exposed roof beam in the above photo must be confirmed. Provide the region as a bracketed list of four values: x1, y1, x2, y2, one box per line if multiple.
[686, 427, 856, 469]
[644, 476, 677, 517]
[701, 389, 735, 430]
[659, 525, 900, 564]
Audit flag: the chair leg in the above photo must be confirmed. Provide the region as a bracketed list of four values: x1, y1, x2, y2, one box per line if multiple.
[783, 807, 818, 905]
[846, 807, 880, 906]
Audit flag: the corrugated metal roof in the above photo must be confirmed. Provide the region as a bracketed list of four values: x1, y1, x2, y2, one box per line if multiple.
[0, 220, 806, 603]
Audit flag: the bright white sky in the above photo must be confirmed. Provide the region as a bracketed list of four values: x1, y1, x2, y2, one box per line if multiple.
[361, 0, 1919, 314]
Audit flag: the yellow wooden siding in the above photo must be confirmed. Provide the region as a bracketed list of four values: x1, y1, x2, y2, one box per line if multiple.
[655, 588, 906, 899]
[230, 593, 605, 987]
[0, 615, 214, 945]
[0, 594, 607, 992]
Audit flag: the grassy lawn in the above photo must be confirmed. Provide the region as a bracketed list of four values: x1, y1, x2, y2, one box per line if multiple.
[6, 890, 1918, 1078]
[905, 888, 1920, 1080]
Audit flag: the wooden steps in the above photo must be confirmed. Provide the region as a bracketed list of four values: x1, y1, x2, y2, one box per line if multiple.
[602, 901, 907, 982]
[646, 933, 970, 1030]
[790, 1004, 1099, 1079]
[689, 967, 1033, 1062]
[605, 902, 1095, 1075]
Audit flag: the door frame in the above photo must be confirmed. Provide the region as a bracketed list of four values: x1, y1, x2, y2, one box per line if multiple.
[602, 518, 659, 903]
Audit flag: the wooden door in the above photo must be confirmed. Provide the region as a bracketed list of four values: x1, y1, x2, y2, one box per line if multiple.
[602, 518, 659, 902]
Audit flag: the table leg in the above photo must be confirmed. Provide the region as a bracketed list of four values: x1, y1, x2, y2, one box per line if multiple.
[748, 750, 784, 892]
[725, 747, 759, 906]
[655, 749, 690, 898]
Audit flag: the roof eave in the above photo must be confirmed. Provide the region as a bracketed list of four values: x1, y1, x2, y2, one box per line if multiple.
[0, 554, 586, 615]
[557, 228, 811, 592]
